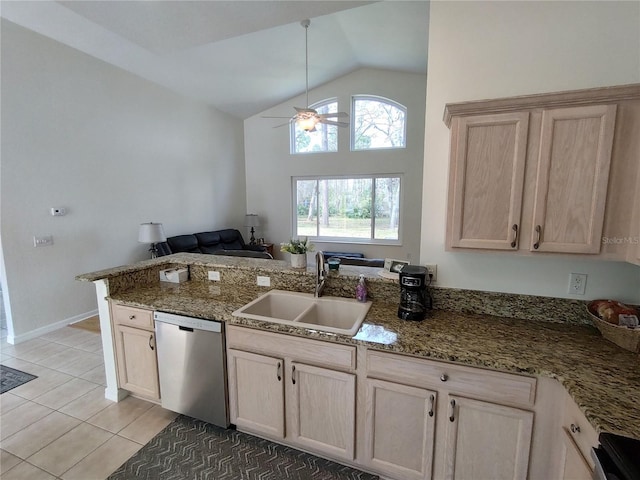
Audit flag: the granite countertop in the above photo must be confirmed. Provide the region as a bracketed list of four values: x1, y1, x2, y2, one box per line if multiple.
[109, 281, 640, 440]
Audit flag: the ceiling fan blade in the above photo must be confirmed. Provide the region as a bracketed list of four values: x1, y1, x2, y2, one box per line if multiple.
[262, 116, 294, 119]
[294, 106, 317, 114]
[272, 121, 293, 128]
[318, 112, 349, 119]
[320, 119, 349, 127]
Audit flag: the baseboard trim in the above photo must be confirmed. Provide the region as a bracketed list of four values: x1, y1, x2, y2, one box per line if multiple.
[7, 309, 99, 344]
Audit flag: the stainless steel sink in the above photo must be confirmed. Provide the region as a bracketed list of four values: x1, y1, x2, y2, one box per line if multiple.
[232, 290, 372, 336]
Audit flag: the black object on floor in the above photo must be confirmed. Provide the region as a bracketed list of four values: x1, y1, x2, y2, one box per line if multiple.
[108, 415, 378, 480]
[0, 365, 37, 394]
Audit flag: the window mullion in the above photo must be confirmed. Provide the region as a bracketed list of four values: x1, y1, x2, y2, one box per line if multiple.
[371, 177, 376, 240]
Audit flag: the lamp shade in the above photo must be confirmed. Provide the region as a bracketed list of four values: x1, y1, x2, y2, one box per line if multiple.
[244, 214, 260, 227]
[138, 222, 166, 243]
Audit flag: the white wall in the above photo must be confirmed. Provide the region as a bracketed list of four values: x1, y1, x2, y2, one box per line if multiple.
[244, 68, 427, 262]
[1, 20, 247, 340]
[422, 1, 640, 303]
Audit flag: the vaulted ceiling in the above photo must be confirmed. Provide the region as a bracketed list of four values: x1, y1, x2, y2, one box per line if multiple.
[1, 1, 429, 119]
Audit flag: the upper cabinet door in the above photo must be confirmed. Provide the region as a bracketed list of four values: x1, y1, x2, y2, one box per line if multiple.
[531, 105, 616, 253]
[448, 112, 529, 250]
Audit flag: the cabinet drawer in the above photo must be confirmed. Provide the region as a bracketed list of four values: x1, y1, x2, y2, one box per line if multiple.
[563, 393, 598, 469]
[111, 303, 154, 330]
[227, 325, 356, 370]
[367, 350, 536, 408]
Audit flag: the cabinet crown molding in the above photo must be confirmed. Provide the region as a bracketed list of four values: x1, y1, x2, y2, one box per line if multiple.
[443, 83, 640, 127]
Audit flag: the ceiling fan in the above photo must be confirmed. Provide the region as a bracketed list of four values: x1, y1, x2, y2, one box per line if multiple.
[263, 19, 349, 132]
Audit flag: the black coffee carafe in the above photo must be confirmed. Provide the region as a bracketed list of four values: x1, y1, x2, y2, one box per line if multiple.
[398, 265, 431, 321]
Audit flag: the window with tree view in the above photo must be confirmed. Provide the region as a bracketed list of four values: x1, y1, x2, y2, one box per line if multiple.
[294, 176, 401, 243]
[291, 100, 338, 154]
[352, 96, 406, 150]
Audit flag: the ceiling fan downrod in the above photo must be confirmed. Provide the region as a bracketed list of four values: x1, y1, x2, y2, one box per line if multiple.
[301, 19, 310, 108]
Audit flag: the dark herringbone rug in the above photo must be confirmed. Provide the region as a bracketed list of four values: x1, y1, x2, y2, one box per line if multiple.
[0, 365, 37, 394]
[108, 415, 378, 480]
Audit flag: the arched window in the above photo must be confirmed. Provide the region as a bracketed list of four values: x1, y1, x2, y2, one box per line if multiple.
[351, 95, 406, 150]
[290, 99, 338, 154]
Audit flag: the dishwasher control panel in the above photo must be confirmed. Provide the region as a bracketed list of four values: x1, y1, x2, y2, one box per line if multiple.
[153, 312, 222, 333]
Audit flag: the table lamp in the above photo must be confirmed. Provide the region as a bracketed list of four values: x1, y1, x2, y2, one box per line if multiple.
[138, 222, 166, 258]
[244, 214, 260, 245]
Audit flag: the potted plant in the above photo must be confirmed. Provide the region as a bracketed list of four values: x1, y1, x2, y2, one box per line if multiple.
[280, 237, 314, 268]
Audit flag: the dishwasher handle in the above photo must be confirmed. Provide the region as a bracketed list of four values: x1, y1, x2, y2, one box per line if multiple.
[179, 326, 194, 332]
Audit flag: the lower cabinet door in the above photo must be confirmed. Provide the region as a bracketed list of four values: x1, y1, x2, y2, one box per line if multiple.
[288, 362, 356, 461]
[227, 349, 285, 439]
[560, 428, 593, 480]
[444, 395, 534, 480]
[364, 378, 437, 480]
[113, 324, 160, 399]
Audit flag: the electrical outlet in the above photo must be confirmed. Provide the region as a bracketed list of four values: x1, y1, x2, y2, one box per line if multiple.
[257, 276, 271, 287]
[208, 271, 220, 281]
[568, 273, 587, 295]
[34, 235, 54, 247]
[50, 207, 67, 216]
[425, 264, 437, 283]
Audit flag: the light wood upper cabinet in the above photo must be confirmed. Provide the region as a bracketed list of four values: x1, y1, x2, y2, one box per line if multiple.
[364, 378, 437, 480]
[445, 84, 640, 259]
[443, 395, 534, 480]
[448, 112, 529, 250]
[531, 104, 616, 253]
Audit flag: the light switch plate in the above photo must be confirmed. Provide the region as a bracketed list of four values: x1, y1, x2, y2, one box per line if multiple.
[257, 276, 271, 287]
[34, 235, 54, 247]
[208, 271, 220, 281]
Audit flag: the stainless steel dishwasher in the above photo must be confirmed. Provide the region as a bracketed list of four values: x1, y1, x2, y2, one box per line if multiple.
[154, 312, 229, 428]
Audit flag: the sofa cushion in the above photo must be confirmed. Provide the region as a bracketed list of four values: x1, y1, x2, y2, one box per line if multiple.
[195, 231, 223, 254]
[217, 229, 245, 250]
[167, 235, 201, 254]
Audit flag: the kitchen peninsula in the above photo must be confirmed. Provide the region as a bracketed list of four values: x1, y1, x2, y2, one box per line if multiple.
[78, 253, 640, 479]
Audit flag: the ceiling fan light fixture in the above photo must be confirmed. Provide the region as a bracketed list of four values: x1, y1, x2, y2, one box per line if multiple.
[297, 114, 318, 131]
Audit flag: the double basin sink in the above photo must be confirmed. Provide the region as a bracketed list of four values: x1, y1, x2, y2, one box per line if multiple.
[232, 290, 372, 336]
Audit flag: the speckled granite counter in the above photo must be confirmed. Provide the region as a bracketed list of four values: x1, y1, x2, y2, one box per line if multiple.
[108, 280, 640, 440]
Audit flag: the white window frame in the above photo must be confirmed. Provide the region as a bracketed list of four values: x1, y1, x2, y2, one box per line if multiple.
[290, 98, 339, 155]
[351, 95, 407, 151]
[291, 174, 403, 246]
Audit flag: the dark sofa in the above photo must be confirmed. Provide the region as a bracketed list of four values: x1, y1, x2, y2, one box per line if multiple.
[156, 229, 273, 259]
[324, 251, 384, 268]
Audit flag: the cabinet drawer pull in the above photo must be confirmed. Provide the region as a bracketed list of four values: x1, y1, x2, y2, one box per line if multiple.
[440, 373, 448, 382]
[570, 423, 581, 434]
[428, 394, 435, 417]
[533, 225, 542, 249]
[129, 315, 135, 320]
[449, 399, 456, 422]
[277, 362, 282, 382]
[511, 224, 519, 248]
[292, 365, 296, 385]
[148, 334, 154, 351]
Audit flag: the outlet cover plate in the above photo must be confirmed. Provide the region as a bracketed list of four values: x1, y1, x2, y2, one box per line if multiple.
[257, 276, 271, 287]
[208, 271, 221, 281]
[568, 273, 587, 295]
[425, 264, 437, 283]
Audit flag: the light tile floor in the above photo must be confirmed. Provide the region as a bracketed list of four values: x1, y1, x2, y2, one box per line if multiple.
[0, 326, 177, 479]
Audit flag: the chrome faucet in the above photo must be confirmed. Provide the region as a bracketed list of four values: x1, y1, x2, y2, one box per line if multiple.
[315, 251, 326, 298]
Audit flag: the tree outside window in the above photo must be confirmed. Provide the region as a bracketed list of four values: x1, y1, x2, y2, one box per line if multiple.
[352, 95, 406, 150]
[294, 175, 401, 243]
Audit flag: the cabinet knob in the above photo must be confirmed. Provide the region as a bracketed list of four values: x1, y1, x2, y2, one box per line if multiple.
[570, 423, 581, 434]
[440, 373, 448, 382]
[511, 224, 519, 248]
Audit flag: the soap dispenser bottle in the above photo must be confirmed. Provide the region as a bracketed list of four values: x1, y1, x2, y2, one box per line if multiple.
[356, 274, 368, 302]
